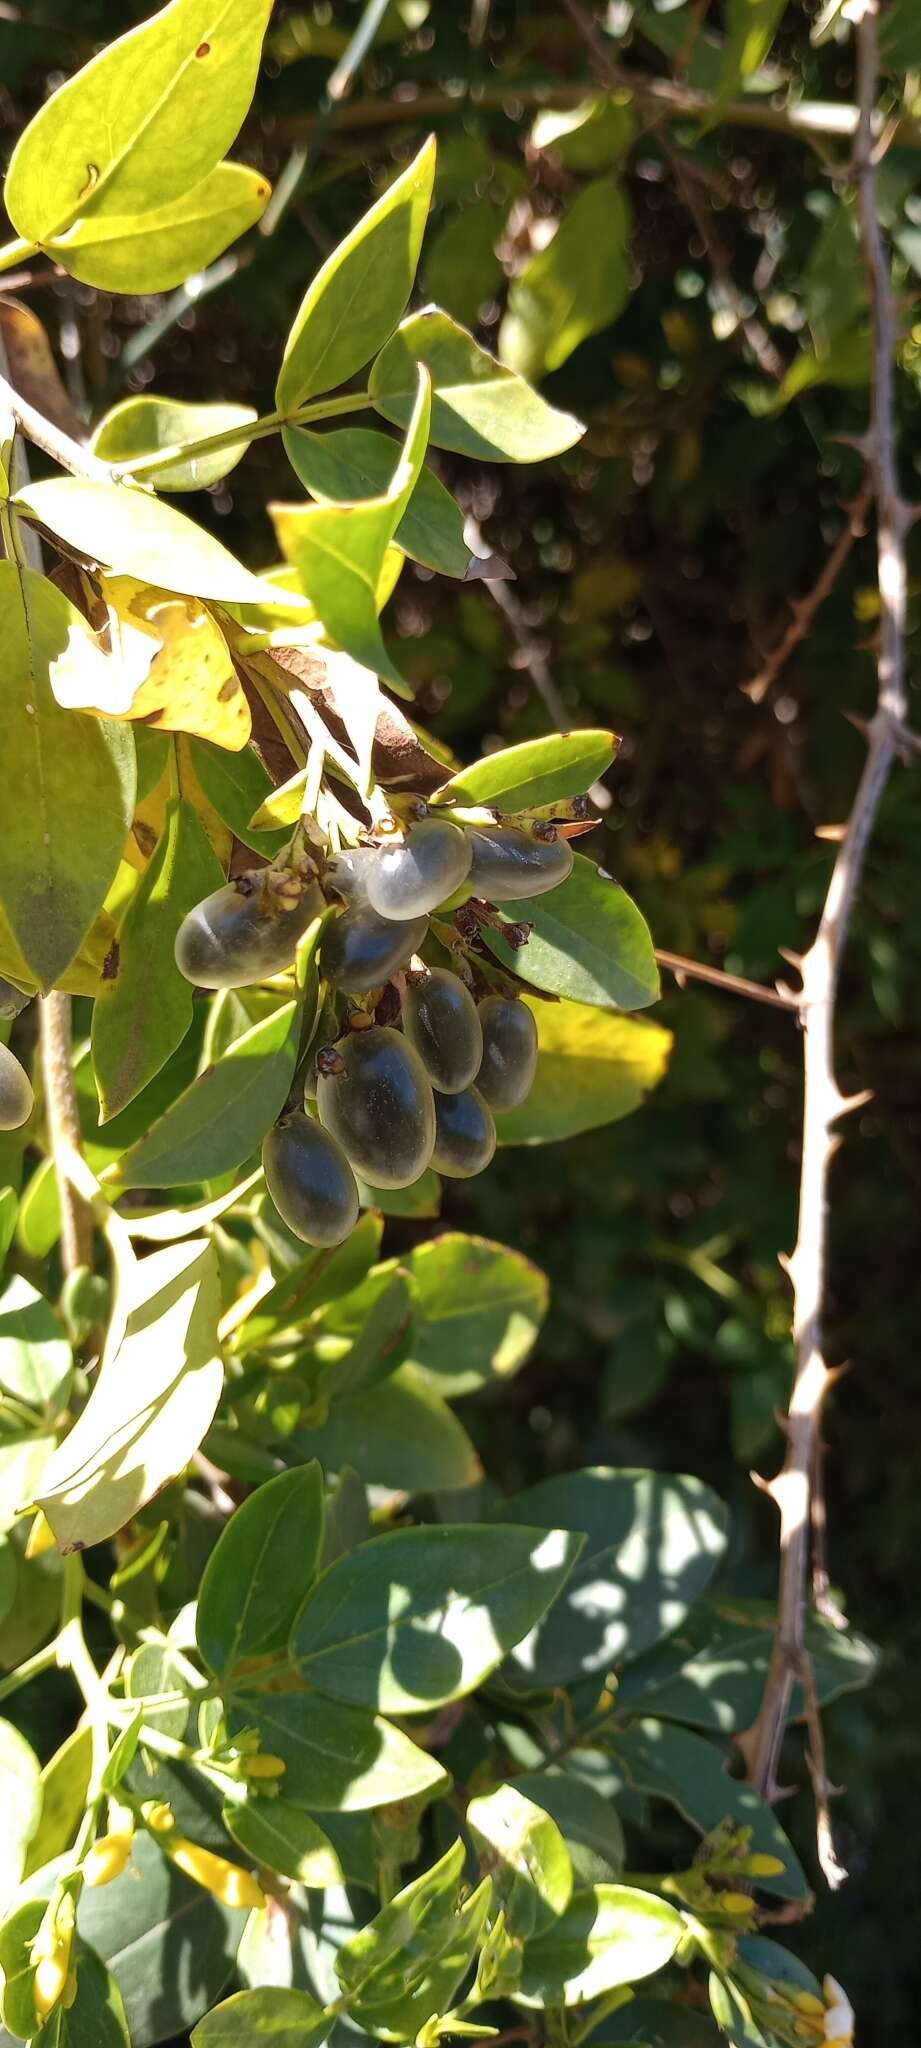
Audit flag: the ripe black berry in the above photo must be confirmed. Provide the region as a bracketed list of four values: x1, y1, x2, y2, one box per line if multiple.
[403, 967, 483, 1095]
[431, 1085, 496, 1178]
[0, 1043, 33, 1131]
[476, 995, 539, 1111]
[319, 905, 428, 992]
[175, 874, 323, 990]
[316, 1026, 435, 1187]
[365, 817, 472, 921]
[465, 823, 573, 901]
[263, 1114, 359, 1247]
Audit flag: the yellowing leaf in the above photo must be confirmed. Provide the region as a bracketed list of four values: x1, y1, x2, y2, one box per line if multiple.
[49, 162, 271, 293]
[38, 1239, 223, 1552]
[6, 0, 272, 243]
[272, 367, 431, 686]
[496, 999, 672, 1146]
[111, 582, 250, 751]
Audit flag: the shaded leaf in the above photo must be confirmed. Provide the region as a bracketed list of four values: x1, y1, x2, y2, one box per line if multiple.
[402, 1232, 548, 1396]
[283, 426, 471, 578]
[276, 138, 435, 412]
[77, 1827, 246, 2046]
[222, 1802, 343, 1889]
[512, 1769, 626, 1886]
[189, 739, 290, 857]
[614, 1721, 808, 1901]
[496, 1000, 672, 1146]
[336, 1841, 491, 2036]
[290, 1363, 481, 1492]
[92, 798, 223, 1122]
[616, 1597, 878, 1732]
[197, 1464, 325, 1677]
[110, 999, 303, 1189]
[23, 1725, 93, 1878]
[34, 1950, 130, 2048]
[531, 95, 635, 172]
[38, 1239, 223, 1551]
[484, 854, 659, 1011]
[0, 1719, 41, 1913]
[231, 1212, 383, 1355]
[370, 307, 583, 461]
[272, 367, 431, 686]
[433, 729, 617, 812]
[192, 1987, 330, 2046]
[290, 1522, 583, 1713]
[500, 1468, 728, 1690]
[0, 1276, 72, 1412]
[0, 562, 136, 990]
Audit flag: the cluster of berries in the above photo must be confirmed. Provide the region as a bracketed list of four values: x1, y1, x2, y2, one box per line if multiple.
[174, 811, 574, 1247]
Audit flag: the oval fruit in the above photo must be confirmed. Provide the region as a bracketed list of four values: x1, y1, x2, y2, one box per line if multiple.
[175, 875, 322, 990]
[476, 995, 539, 1111]
[466, 824, 573, 902]
[324, 846, 378, 907]
[0, 1043, 33, 1130]
[319, 905, 427, 993]
[431, 1086, 496, 1179]
[365, 818, 472, 922]
[263, 1115, 359, 1247]
[403, 967, 483, 1094]
[317, 1027, 435, 1188]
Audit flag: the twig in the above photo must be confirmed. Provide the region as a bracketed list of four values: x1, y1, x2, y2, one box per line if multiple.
[810, 1428, 849, 1628]
[272, 75, 921, 154]
[745, 478, 874, 703]
[654, 948, 797, 1011]
[39, 994, 93, 1274]
[744, 0, 909, 1879]
[664, 143, 786, 383]
[0, 369, 110, 481]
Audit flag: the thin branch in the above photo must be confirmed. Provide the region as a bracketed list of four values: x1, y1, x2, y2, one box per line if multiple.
[654, 948, 797, 1011]
[745, 0, 909, 1870]
[39, 994, 94, 1274]
[663, 141, 786, 384]
[0, 370, 110, 481]
[272, 74, 921, 154]
[745, 478, 874, 702]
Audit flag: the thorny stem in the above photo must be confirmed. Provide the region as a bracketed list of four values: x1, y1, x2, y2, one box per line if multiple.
[745, 477, 875, 704]
[745, 0, 909, 1882]
[39, 992, 94, 1274]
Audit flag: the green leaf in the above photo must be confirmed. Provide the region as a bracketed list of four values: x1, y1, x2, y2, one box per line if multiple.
[496, 1000, 672, 1146]
[110, 998, 303, 1188]
[483, 854, 659, 1011]
[370, 307, 583, 461]
[325, 1271, 413, 1399]
[222, 1801, 343, 1889]
[232, 1212, 383, 1355]
[92, 798, 223, 1122]
[467, 1783, 573, 1936]
[531, 94, 635, 172]
[5, 0, 272, 243]
[197, 1464, 325, 1677]
[0, 1720, 41, 1914]
[516, 1884, 684, 2006]
[401, 1232, 548, 1396]
[0, 1276, 72, 1412]
[92, 395, 258, 493]
[38, 1239, 223, 1551]
[713, 0, 787, 105]
[290, 1363, 481, 1492]
[500, 176, 632, 380]
[14, 1161, 61, 1262]
[23, 1726, 93, 1879]
[15, 480, 285, 606]
[357, 1166, 442, 1219]
[613, 1722, 808, 1901]
[231, 1692, 447, 1811]
[290, 1521, 583, 1712]
[616, 1597, 878, 1732]
[0, 562, 136, 991]
[598, 1996, 723, 2045]
[34, 1951, 130, 2048]
[422, 195, 505, 326]
[77, 1828, 246, 2045]
[272, 366, 431, 686]
[0, 1898, 46, 2038]
[336, 1842, 492, 2037]
[499, 1469, 727, 1691]
[49, 163, 271, 292]
[276, 137, 435, 412]
[433, 730, 617, 813]
[512, 1770, 626, 1886]
[189, 740, 291, 858]
[193, 1988, 331, 2047]
[283, 427, 471, 578]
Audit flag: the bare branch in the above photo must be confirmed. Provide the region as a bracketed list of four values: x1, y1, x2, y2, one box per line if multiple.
[745, 478, 874, 703]
[745, 0, 909, 1865]
[39, 994, 94, 1275]
[0, 370, 110, 481]
[655, 948, 799, 1012]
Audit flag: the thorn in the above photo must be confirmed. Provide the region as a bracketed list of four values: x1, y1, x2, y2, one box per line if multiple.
[777, 948, 804, 971]
[844, 710, 871, 736]
[815, 821, 848, 841]
[830, 1085, 873, 1119]
[828, 427, 876, 463]
[750, 1468, 783, 1506]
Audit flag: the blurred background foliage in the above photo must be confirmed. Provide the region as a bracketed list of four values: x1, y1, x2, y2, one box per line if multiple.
[2, 0, 919, 2035]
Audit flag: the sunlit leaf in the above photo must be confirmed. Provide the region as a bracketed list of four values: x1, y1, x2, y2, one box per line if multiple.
[484, 855, 659, 1011]
[516, 1884, 684, 2006]
[230, 1691, 447, 1811]
[16, 479, 287, 606]
[276, 137, 435, 412]
[93, 396, 257, 492]
[370, 307, 583, 461]
[433, 729, 617, 812]
[500, 176, 632, 380]
[49, 163, 271, 292]
[401, 1232, 548, 1396]
[283, 426, 471, 577]
[197, 1464, 325, 1676]
[496, 1000, 672, 1146]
